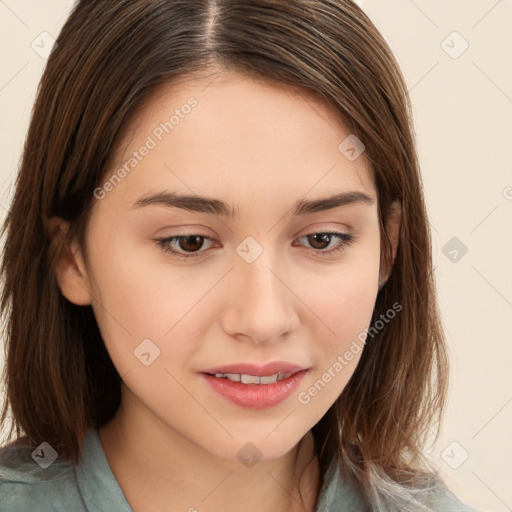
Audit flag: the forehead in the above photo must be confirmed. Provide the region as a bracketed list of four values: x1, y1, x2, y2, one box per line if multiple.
[105, 68, 375, 207]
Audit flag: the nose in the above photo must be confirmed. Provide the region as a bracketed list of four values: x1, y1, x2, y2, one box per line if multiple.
[220, 248, 300, 345]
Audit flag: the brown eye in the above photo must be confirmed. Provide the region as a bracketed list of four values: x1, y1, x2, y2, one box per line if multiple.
[306, 233, 334, 250]
[177, 235, 206, 253]
[295, 231, 355, 256]
[156, 234, 216, 259]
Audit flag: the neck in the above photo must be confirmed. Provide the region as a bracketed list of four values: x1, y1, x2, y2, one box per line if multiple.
[98, 387, 321, 512]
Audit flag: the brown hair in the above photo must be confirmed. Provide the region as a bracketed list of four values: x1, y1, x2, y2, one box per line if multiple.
[0, 0, 448, 508]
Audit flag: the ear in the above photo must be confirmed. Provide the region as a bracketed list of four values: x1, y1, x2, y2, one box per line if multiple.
[47, 216, 93, 306]
[378, 200, 401, 290]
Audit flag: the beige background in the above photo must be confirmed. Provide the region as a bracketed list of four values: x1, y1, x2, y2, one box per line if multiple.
[0, 1, 511, 510]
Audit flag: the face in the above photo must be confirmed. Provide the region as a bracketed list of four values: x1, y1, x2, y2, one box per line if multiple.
[57, 68, 388, 462]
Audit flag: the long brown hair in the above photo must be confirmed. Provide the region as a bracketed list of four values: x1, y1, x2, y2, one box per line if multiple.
[1, 0, 448, 508]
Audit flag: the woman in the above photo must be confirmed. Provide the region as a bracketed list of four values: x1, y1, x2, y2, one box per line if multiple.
[0, 1, 480, 510]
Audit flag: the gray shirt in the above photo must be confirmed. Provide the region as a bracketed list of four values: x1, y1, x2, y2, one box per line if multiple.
[0, 428, 480, 511]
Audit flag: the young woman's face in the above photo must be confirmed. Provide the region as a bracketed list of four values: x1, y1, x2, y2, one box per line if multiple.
[68, 69, 384, 461]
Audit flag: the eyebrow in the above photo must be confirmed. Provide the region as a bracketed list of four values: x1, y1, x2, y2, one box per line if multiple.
[130, 190, 374, 218]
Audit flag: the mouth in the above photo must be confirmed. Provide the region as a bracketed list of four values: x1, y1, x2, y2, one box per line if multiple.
[199, 361, 309, 409]
[201, 361, 307, 378]
[205, 371, 295, 384]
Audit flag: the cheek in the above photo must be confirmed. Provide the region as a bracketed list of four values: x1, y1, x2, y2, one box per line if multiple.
[309, 271, 379, 377]
[297, 237, 381, 394]
[293, 282, 379, 424]
[86, 233, 221, 376]
[304, 236, 381, 338]
[84, 236, 173, 369]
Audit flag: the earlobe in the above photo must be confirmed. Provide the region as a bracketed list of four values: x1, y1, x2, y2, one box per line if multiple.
[378, 200, 401, 290]
[47, 216, 92, 306]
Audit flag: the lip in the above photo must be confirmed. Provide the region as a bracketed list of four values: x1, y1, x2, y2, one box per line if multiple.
[200, 363, 309, 409]
[201, 361, 307, 377]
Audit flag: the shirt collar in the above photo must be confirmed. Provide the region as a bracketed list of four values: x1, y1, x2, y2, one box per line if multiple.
[314, 453, 369, 511]
[75, 428, 134, 511]
[76, 428, 366, 512]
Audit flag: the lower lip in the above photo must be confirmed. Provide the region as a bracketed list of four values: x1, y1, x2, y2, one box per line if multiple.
[201, 370, 308, 409]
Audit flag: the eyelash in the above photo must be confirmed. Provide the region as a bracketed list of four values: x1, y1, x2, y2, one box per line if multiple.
[154, 231, 355, 260]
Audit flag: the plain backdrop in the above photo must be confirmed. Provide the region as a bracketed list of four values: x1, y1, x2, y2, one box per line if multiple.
[0, 1, 511, 511]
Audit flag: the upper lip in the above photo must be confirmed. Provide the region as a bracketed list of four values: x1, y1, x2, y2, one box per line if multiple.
[202, 361, 308, 376]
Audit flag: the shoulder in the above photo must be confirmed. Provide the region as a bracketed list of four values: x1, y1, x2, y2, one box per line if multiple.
[420, 479, 482, 512]
[0, 438, 86, 512]
[319, 456, 481, 512]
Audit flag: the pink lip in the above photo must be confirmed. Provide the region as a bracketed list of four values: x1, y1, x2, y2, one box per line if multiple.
[201, 361, 307, 376]
[200, 362, 309, 409]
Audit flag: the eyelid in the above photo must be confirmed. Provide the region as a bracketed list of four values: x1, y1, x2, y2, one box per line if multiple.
[296, 222, 353, 237]
[154, 228, 355, 260]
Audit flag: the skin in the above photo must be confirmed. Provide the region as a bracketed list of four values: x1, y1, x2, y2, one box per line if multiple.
[51, 67, 400, 512]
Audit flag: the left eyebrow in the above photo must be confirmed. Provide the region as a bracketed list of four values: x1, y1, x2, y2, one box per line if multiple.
[129, 190, 374, 218]
[293, 191, 374, 215]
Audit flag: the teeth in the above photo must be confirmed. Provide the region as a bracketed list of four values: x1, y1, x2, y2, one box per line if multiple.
[213, 372, 293, 384]
[259, 374, 278, 384]
[241, 374, 261, 384]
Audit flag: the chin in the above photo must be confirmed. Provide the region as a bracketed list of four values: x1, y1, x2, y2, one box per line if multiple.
[208, 430, 308, 463]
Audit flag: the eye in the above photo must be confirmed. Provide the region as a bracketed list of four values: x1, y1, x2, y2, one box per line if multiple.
[155, 234, 217, 260]
[155, 230, 354, 261]
[294, 231, 354, 256]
